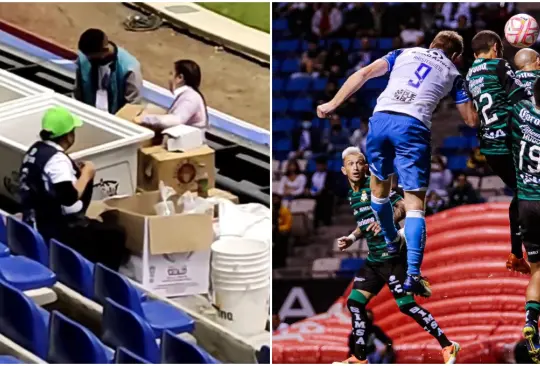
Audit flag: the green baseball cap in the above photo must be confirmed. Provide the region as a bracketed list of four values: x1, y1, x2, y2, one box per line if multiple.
[42, 106, 83, 138]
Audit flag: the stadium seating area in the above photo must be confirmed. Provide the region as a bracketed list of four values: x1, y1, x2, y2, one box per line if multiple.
[0, 211, 220, 364]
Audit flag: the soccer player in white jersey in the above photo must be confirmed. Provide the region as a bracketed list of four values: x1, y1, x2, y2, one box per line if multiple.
[318, 31, 478, 296]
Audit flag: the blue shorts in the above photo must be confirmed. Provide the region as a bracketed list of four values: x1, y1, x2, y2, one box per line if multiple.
[366, 112, 431, 191]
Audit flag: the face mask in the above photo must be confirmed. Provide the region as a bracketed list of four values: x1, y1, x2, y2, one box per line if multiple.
[332, 124, 342, 131]
[302, 121, 312, 129]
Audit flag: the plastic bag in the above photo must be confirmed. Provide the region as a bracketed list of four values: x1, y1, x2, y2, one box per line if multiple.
[153, 181, 177, 216]
[178, 191, 213, 215]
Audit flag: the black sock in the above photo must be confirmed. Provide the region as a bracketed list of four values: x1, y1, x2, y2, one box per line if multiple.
[510, 196, 523, 258]
[347, 298, 370, 360]
[526, 301, 540, 328]
[400, 302, 452, 348]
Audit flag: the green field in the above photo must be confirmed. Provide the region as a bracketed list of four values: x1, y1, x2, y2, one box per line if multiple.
[198, 2, 270, 33]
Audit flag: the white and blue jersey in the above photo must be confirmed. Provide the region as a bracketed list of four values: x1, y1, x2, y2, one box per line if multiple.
[366, 47, 470, 190]
[373, 47, 469, 129]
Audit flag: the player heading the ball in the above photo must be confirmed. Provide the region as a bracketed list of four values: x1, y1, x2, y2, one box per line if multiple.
[317, 31, 478, 297]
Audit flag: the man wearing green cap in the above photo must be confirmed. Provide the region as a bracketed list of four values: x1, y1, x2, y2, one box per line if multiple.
[18, 106, 127, 270]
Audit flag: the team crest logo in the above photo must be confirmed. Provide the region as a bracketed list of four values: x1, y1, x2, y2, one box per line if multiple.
[360, 190, 368, 202]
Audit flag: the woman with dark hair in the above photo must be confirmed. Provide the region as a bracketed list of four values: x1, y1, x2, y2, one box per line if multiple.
[18, 106, 127, 270]
[136, 59, 208, 130]
[277, 159, 307, 203]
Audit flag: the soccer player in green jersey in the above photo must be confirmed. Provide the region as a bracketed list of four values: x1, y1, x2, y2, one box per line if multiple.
[510, 80, 540, 363]
[465, 30, 531, 275]
[515, 48, 540, 89]
[335, 147, 459, 365]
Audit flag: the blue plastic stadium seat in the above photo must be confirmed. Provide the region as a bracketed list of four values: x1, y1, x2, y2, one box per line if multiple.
[102, 299, 160, 364]
[337, 258, 366, 277]
[281, 58, 300, 73]
[469, 136, 479, 148]
[7, 216, 49, 266]
[116, 347, 151, 364]
[161, 330, 219, 364]
[349, 118, 362, 130]
[291, 98, 312, 113]
[257, 345, 270, 364]
[48, 310, 113, 363]
[273, 98, 288, 114]
[275, 40, 299, 53]
[272, 60, 281, 74]
[0, 280, 50, 358]
[378, 38, 394, 51]
[446, 155, 468, 171]
[273, 78, 284, 93]
[459, 125, 478, 137]
[272, 19, 288, 32]
[49, 239, 94, 298]
[335, 39, 351, 51]
[0, 243, 9, 257]
[286, 76, 311, 93]
[304, 159, 316, 173]
[94, 264, 194, 337]
[0, 356, 22, 364]
[273, 118, 294, 133]
[329, 159, 343, 172]
[312, 77, 328, 91]
[273, 137, 292, 152]
[364, 76, 389, 91]
[443, 136, 470, 150]
[0, 213, 7, 244]
[0, 255, 56, 291]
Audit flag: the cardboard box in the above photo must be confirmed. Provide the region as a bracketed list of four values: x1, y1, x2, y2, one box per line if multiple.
[137, 145, 216, 195]
[122, 249, 211, 298]
[93, 191, 214, 297]
[115, 103, 167, 148]
[162, 124, 204, 152]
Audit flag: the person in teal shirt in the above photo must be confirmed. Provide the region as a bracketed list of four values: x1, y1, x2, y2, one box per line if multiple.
[74, 28, 142, 114]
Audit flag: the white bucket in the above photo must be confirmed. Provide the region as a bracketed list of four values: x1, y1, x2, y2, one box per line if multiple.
[212, 270, 269, 282]
[212, 256, 268, 272]
[211, 238, 269, 257]
[213, 278, 269, 336]
[212, 250, 269, 261]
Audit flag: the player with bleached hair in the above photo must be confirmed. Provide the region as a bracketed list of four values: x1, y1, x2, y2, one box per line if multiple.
[335, 147, 460, 364]
[318, 31, 478, 297]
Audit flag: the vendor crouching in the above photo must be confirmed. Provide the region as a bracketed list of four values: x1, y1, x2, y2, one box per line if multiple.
[18, 106, 127, 270]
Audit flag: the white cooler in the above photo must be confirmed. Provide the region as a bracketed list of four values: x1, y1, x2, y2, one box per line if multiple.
[0, 68, 53, 106]
[0, 94, 154, 201]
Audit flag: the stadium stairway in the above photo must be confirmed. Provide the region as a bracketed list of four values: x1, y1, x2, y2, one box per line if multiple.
[272, 202, 526, 364]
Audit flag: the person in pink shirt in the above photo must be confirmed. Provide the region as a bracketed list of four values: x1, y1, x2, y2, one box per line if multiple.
[135, 60, 208, 132]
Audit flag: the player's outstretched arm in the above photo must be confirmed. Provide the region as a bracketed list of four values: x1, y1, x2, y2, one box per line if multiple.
[337, 226, 364, 251]
[317, 58, 389, 118]
[456, 101, 479, 128]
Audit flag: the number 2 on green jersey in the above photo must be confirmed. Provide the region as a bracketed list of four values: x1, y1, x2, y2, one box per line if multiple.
[473, 93, 499, 125]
